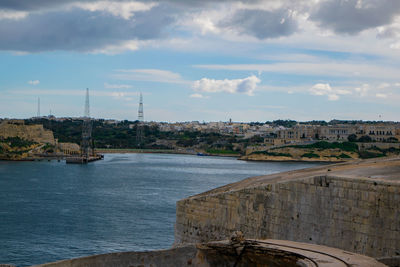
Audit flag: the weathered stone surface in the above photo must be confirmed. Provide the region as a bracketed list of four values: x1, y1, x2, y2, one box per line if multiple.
[0, 121, 55, 145]
[29, 239, 385, 267]
[175, 157, 400, 259]
[31, 246, 198, 267]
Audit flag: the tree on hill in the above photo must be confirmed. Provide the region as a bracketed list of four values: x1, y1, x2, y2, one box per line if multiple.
[347, 134, 357, 142]
[272, 120, 297, 128]
[358, 135, 372, 142]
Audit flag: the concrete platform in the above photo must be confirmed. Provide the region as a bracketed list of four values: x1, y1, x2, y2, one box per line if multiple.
[65, 155, 103, 164]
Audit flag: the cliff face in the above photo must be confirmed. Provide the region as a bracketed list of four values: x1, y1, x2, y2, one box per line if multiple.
[175, 158, 400, 259]
[0, 121, 55, 145]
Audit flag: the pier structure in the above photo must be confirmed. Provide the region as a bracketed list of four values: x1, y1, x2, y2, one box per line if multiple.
[66, 88, 102, 164]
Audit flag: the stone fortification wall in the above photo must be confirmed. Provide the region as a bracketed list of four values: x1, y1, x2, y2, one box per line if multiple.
[28, 239, 384, 267]
[32, 246, 198, 267]
[175, 175, 400, 258]
[58, 142, 80, 155]
[0, 121, 55, 145]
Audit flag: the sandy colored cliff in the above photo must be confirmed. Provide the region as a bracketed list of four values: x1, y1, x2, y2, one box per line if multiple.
[0, 120, 55, 145]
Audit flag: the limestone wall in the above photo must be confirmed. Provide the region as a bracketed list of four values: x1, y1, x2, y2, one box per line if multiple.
[175, 175, 400, 258]
[0, 121, 55, 145]
[32, 246, 198, 267]
[59, 142, 80, 155]
[29, 239, 384, 267]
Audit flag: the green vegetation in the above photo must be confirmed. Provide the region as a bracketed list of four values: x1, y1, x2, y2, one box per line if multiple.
[348, 134, 398, 143]
[252, 151, 292, 157]
[290, 141, 358, 152]
[0, 137, 36, 159]
[347, 134, 357, 142]
[299, 120, 328, 126]
[206, 149, 240, 155]
[357, 135, 372, 143]
[42, 143, 56, 153]
[301, 152, 320, 158]
[271, 120, 297, 128]
[1, 137, 36, 148]
[20, 118, 399, 161]
[386, 137, 399, 143]
[24, 119, 249, 153]
[359, 151, 385, 159]
[385, 147, 400, 153]
[338, 153, 352, 159]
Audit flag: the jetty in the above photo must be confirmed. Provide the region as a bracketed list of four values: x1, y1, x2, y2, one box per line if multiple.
[65, 154, 103, 164]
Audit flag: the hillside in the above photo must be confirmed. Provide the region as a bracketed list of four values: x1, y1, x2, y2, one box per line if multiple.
[0, 120, 56, 160]
[241, 141, 399, 162]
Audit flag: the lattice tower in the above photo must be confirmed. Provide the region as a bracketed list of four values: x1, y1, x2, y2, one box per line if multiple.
[136, 93, 144, 147]
[81, 88, 93, 160]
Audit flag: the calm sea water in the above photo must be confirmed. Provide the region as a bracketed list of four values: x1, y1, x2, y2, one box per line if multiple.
[0, 153, 322, 266]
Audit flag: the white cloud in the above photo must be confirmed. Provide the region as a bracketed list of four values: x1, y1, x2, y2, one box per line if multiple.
[190, 93, 206, 98]
[28, 80, 40, 85]
[0, 10, 28, 20]
[188, 12, 221, 35]
[110, 92, 135, 101]
[355, 84, 370, 97]
[194, 62, 400, 80]
[193, 75, 260, 96]
[336, 89, 352, 95]
[378, 82, 390, 89]
[309, 83, 341, 101]
[104, 83, 132, 89]
[90, 40, 139, 54]
[72, 1, 157, 20]
[327, 94, 339, 101]
[309, 83, 332, 96]
[376, 93, 388, 98]
[352, 82, 394, 99]
[113, 69, 188, 84]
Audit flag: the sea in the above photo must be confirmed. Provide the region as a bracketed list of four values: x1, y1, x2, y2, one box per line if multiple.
[0, 153, 323, 266]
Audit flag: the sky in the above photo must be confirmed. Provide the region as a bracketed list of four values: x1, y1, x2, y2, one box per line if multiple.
[1, 0, 400, 122]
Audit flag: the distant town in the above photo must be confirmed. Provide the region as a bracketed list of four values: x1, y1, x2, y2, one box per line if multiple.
[1, 115, 400, 162]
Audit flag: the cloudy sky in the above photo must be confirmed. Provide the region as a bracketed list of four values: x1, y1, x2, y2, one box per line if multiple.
[1, 0, 400, 122]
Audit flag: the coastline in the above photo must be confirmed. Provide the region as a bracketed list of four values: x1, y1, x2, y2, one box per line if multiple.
[95, 148, 193, 155]
[96, 149, 343, 161]
[238, 157, 346, 163]
[0, 149, 240, 161]
[0, 149, 378, 163]
[95, 148, 240, 158]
